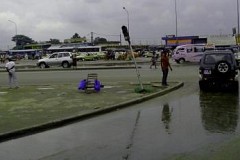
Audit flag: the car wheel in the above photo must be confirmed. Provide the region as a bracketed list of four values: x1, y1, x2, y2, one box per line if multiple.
[39, 62, 47, 69]
[215, 61, 230, 74]
[62, 61, 70, 68]
[179, 58, 185, 64]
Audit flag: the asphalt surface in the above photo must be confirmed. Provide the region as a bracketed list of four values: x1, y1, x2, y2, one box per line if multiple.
[0, 58, 150, 71]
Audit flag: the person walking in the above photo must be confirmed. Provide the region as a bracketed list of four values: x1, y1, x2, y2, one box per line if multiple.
[0, 54, 4, 63]
[160, 50, 172, 86]
[5, 58, 19, 89]
[150, 55, 157, 69]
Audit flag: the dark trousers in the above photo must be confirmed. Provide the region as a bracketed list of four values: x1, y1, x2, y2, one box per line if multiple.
[162, 69, 169, 85]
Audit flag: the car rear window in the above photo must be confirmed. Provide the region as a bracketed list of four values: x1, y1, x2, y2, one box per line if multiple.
[204, 54, 232, 64]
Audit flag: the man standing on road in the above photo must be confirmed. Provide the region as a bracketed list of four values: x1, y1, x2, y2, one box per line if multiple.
[72, 53, 77, 69]
[5, 58, 19, 89]
[160, 50, 172, 86]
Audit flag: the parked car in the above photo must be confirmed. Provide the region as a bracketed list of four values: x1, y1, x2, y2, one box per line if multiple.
[96, 52, 106, 59]
[234, 50, 240, 65]
[37, 52, 73, 68]
[76, 53, 98, 61]
[199, 50, 239, 91]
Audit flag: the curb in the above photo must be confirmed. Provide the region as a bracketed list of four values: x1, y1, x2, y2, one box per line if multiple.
[0, 82, 184, 142]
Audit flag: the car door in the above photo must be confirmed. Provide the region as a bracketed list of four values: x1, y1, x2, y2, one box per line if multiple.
[47, 53, 59, 66]
[56, 52, 64, 66]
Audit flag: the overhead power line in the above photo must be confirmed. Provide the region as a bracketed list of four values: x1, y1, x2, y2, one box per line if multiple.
[92, 32, 120, 37]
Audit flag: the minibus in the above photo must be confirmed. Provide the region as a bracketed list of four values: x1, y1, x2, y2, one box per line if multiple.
[172, 44, 209, 63]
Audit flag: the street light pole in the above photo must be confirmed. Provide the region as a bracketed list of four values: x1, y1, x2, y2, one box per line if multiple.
[174, 0, 178, 37]
[237, 0, 240, 35]
[8, 20, 17, 36]
[123, 7, 130, 34]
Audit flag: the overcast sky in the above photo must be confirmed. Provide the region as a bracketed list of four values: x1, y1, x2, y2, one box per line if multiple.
[0, 0, 238, 50]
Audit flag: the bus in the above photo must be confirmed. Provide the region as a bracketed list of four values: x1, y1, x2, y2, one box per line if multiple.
[75, 46, 105, 60]
[47, 45, 105, 60]
[47, 44, 103, 54]
[8, 49, 42, 60]
[172, 44, 212, 63]
[76, 46, 103, 54]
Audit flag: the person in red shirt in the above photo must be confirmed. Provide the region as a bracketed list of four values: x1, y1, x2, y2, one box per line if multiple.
[160, 50, 172, 86]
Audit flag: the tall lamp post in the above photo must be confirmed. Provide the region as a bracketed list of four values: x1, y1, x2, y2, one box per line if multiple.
[8, 20, 17, 36]
[123, 7, 130, 34]
[235, 0, 239, 45]
[237, 0, 240, 45]
[8, 20, 18, 48]
[174, 0, 178, 37]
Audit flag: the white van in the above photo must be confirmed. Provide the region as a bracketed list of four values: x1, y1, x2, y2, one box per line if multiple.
[172, 44, 208, 63]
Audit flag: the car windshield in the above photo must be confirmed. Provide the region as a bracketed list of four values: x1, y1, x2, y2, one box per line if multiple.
[204, 53, 232, 64]
[50, 54, 57, 58]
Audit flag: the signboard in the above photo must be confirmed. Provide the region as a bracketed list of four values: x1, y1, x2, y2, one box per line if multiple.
[167, 39, 192, 46]
[207, 35, 236, 46]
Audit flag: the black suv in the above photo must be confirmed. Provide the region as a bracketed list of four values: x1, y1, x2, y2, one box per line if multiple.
[199, 50, 239, 91]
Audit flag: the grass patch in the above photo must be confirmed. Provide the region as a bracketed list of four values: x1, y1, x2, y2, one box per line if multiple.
[0, 83, 163, 134]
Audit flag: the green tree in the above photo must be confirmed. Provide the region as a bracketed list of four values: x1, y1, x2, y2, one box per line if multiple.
[48, 39, 61, 44]
[12, 35, 35, 49]
[72, 33, 80, 39]
[64, 33, 87, 43]
[94, 37, 107, 44]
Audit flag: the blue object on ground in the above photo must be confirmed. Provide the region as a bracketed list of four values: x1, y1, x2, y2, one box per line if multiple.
[78, 79, 87, 90]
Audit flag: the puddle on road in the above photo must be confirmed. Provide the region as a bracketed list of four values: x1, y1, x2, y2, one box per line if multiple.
[37, 88, 55, 90]
[103, 86, 114, 89]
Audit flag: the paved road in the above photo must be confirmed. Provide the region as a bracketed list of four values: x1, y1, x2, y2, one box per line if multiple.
[0, 84, 199, 160]
[0, 59, 195, 86]
[1, 63, 238, 160]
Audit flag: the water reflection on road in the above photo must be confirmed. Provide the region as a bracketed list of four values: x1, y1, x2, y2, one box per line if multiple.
[161, 103, 172, 134]
[199, 91, 239, 134]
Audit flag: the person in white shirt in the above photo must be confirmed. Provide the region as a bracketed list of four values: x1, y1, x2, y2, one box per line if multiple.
[5, 58, 19, 89]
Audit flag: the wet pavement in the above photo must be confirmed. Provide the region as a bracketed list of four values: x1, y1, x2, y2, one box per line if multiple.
[0, 61, 240, 159]
[0, 81, 240, 160]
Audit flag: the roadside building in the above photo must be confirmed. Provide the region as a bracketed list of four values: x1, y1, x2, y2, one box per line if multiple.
[162, 35, 207, 48]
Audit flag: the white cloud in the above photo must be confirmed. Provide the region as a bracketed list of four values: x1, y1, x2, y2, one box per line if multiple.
[0, 0, 238, 49]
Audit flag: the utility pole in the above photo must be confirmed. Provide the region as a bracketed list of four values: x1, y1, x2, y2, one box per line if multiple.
[123, 7, 130, 35]
[122, 26, 144, 91]
[120, 33, 122, 45]
[237, 0, 240, 45]
[175, 0, 178, 37]
[238, 0, 240, 35]
[91, 32, 94, 45]
[8, 20, 17, 36]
